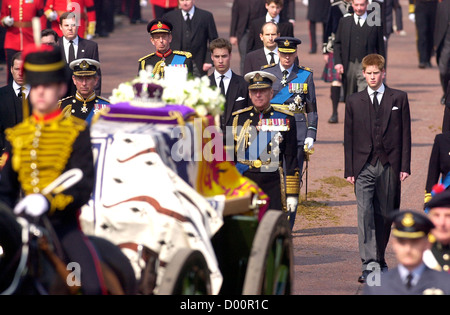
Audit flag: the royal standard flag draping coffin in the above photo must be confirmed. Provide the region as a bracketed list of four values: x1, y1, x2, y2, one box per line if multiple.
[79, 107, 224, 294]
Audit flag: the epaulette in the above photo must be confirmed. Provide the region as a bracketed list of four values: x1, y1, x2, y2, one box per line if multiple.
[58, 95, 74, 106]
[272, 106, 294, 117]
[232, 106, 253, 116]
[173, 50, 193, 59]
[261, 63, 277, 70]
[299, 65, 313, 72]
[138, 52, 156, 62]
[96, 96, 110, 104]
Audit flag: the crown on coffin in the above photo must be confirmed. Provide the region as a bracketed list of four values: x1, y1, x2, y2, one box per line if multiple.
[130, 82, 165, 107]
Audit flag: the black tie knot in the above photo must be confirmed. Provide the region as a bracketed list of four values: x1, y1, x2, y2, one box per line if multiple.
[269, 52, 275, 64]
[219, 75, 226, 96]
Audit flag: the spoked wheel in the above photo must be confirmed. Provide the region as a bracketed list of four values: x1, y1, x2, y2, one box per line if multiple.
[158, 248, 211, 295]
[242, 210, 293, 295]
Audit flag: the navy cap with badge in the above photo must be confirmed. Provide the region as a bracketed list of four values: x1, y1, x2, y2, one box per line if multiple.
[244, 71, 277, 90]
[70, 58, 100, 77]
[275, 37, 302, 54]
[391, 210, 435, 239]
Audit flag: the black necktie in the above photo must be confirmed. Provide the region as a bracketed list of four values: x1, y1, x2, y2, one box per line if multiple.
[269, 52, 275, 64]
[358, 16, 362, 27]
[219, 75, 226, 96]
[372, 91, 379, 112]
[17, 87, 22, 99]
[406, 273, 413, 289]
[282, 70, 289, 84]
[186, 12, 192, 30]
[68, 40, 75, 63]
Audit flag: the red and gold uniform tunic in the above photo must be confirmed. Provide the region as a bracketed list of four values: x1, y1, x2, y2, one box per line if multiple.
[0, 0, 44, 52]
[44, 0, 96, 38]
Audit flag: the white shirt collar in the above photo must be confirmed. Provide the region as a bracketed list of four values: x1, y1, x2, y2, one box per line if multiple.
[279, 63, 294, 76]
[266, 13, 280, 23]
[12, 81, 30, 97]
[215, 68, 232, 81]
[367, 84, 385, 96]
[63, 36, 79, 45]
[398, 263, 427, 287]
[183, 6, 195, 18]
[264, 47, 278, 58]
[354, 12, 368, 25]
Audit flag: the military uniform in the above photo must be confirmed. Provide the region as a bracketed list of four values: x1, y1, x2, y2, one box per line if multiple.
[0, 45, 106, 294]
[263, 38, 318, 227]
[59, 58, 109, 124]
[364, 211, 450, 295]
[138, 19, 194, 77]
[59, 93, 109, 122]
[232, 71, 299, 214]
[423, 188, 450, 273]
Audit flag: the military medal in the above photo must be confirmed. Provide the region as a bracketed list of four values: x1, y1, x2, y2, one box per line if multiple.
[81, 104, 88, 113]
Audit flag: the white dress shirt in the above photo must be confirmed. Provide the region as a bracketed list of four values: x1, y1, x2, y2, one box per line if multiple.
[182, 6, 195, 20]
[368, 83, 385, 105]
[354, 12, 368, 26]
[63, 36, 79, 62]
[265, 47, 279, 65]
[12, 81, 30, 99]
[214, 69, 232, 95]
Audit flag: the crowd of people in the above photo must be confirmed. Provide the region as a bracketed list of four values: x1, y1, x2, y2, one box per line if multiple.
[0, 0, 449, 295]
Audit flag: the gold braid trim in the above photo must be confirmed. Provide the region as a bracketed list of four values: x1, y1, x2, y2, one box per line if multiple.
[286, 173, 300, 195]
[153, 60, 165, 77]
[235, 119, 251, 155]
[47, 193, 74, 214]
[279, 166, 287, 212]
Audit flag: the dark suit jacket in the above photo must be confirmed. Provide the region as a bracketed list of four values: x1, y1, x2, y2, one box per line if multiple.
[58, 36, 102, 96]
[208, 71, 248, 131]
[333, 15, 386, 71]
[243, 48, 269, 74]
[425, 132, 450, 193]
[363, 265, 450, 295]
[243, 48, 299, 75]
[434, 0, 450, 61]
[163, 7, 218, 77]
[344, 86, 411, 180]
[230, 0, 266, 42]
[246, 16, 294, 53]
[0, 84, 31, 151]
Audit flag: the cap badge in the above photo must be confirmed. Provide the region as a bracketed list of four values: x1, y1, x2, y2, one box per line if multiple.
[80, 60, 89, 70]
[157, 21, 163, 29]
[284, 39, 290, 47]
[254, 73, 263, 83]
[402, 213, 415, 228]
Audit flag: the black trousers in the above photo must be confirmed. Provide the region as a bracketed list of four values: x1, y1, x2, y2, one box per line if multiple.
[244, 171, 282, 211]
[415, 1, 438, 64]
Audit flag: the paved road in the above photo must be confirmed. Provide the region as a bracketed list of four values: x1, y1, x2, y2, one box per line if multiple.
[2, 0, 443, 295]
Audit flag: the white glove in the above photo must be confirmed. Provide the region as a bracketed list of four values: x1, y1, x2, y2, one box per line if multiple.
[140, 0, 147, 7]
[408, 13, 415, 23]
[286, 196, 298, 213]
[47, 11, 58, 22]
[14, 194, 49, 217]
[302, 0, 308, 6]
[304, 137, 314, 150]
[2, 16, 14, 27]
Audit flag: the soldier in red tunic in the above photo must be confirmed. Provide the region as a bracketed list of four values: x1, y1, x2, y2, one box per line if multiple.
[44, 0, 96, 39]
[0, 0, 44, 82]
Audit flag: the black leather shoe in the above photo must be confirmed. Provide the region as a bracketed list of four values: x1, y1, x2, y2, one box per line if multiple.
[358, 270, 372, 283]
[418, 63, 426, 69]
[328, 115, 338, 123]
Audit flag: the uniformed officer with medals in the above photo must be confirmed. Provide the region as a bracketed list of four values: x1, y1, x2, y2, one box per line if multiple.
[231, 71, 300, 226]
[138, 18, 194, 78]
[424, 189, 450, 273]
[263, 37, 318, 228]
[59, 58, 109, 125]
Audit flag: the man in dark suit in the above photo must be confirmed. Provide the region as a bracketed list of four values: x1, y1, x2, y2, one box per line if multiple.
[230, 0, 266, 74]
[434, 0, 450, 105]
[163, 0, 218, 77]
[344, 54, 411, 283]
[246, 0, 294, 54]
[263, 37, 318, 229]
[208, 38, 248, 137]
[244, 21, 280, 75]
[0, 52, 31, 152]
[363, 210, 450, 295]
[334, 0, 385, 101]
[58, 11, 101, 97]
